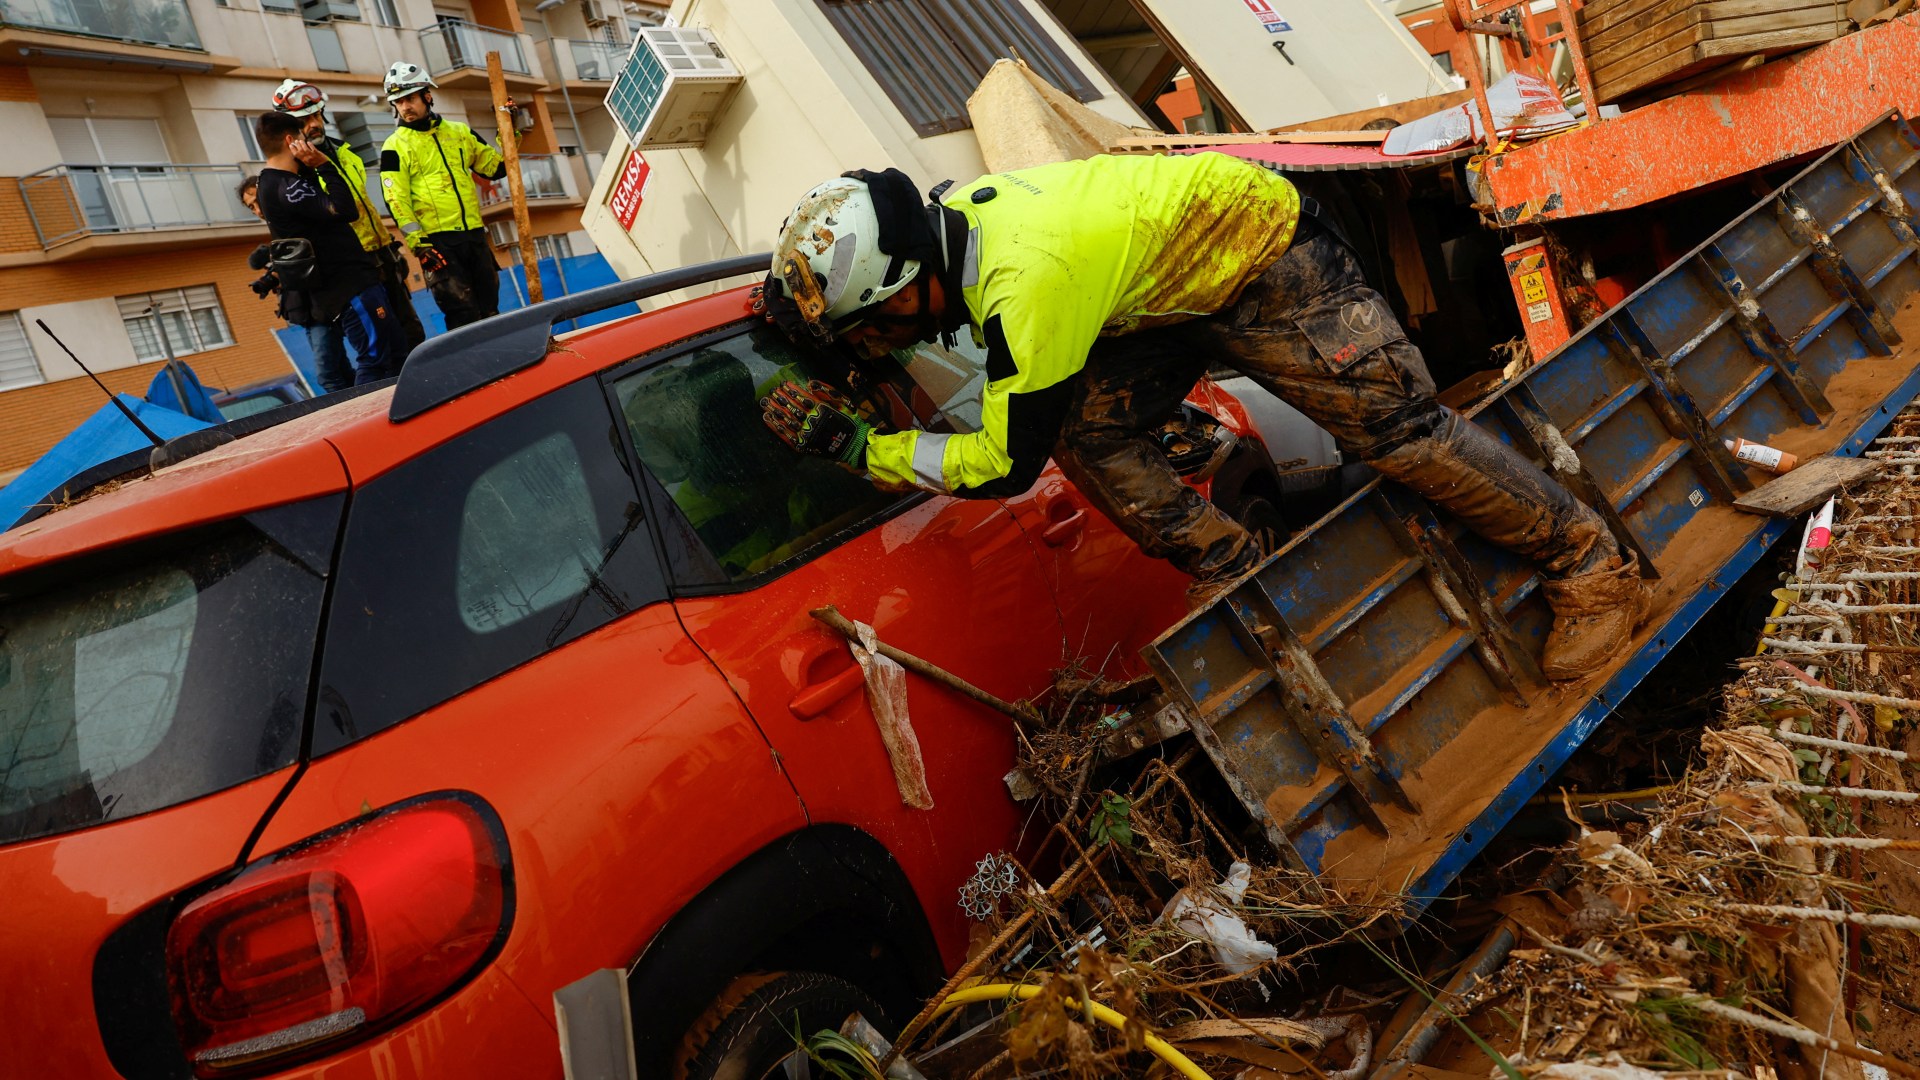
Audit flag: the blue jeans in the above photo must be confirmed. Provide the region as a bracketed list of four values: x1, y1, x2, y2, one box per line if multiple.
[336, 284, 401, 384]
[308, 285, 402, 390]
[305, 321, 353, 394]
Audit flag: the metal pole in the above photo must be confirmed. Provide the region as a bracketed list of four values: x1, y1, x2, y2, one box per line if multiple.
[145, 303, 191, 409]
[487, 50, 543, 303]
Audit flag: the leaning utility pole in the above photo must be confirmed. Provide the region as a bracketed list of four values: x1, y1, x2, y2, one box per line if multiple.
[486, 50, 543, 303]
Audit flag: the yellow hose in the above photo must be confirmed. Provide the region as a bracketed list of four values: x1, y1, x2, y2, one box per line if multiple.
[932, 983, 1214, 1080]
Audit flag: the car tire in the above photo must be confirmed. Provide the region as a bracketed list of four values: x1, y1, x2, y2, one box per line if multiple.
[1233, 493, 1288, 555]
[676, 971, 889, 1080]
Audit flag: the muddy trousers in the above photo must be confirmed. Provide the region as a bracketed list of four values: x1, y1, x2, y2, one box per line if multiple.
[1056, 218, 1617, 584]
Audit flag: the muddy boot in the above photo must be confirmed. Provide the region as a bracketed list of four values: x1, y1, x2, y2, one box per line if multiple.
[1184, 531, 1265, 611]
[1539, 552, 1654, 682]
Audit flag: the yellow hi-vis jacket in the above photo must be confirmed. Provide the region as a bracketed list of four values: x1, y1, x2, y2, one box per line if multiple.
[863, 152, 1300, 498]
[317, 137, 392, 253]
[378, 117, 505, 247]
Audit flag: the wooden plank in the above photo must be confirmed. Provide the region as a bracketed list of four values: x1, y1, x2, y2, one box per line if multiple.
[1589, 0, 1842, 71]
[1594, 17, 1844, 98]
[1733, 454, 1881, 517]
[1269, 89, 1474, 134]
[1586, 0, 1833, 50]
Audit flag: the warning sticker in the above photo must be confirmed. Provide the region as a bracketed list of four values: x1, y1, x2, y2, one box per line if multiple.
[1526, 300, 1553, 324]
[1519, 270, 1548, 303]
[1242, 0, 1292, 33]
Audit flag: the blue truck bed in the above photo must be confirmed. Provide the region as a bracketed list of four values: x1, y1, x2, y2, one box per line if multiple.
[1145, 111, 1920, 916]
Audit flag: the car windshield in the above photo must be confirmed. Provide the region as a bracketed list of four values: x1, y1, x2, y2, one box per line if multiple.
[0, 503, 335, 844]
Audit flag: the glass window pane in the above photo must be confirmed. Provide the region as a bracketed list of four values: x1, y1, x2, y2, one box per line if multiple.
[455, 432, 601, 632]
[314, 380, 666, 754]
[613, 328, 904, 582]
[0, 504, 333, 844]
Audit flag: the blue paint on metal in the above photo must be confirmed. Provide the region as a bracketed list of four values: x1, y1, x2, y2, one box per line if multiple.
[1147, 112, 1920, 921]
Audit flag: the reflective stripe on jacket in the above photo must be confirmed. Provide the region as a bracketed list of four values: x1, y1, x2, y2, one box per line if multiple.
[318, 138, 392, 253]
[863, 152, 1300, 496]
[378, 118, 505, 247]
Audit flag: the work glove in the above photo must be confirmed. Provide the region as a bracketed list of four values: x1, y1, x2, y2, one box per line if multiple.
[762, 379, 871, 470]
[417, 245, 449, 274]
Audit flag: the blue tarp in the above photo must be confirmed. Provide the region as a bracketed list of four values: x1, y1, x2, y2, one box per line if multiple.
[143, 362, 225, 424]
[0, 396, 210, 530]
[273, 252, 634, 383]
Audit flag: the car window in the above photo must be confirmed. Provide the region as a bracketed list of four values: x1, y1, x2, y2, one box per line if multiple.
[0, 499, 336, 844]
[314, 379, 665, 755]
[455, 432, 604, 632]
[610, 328, 911, 585]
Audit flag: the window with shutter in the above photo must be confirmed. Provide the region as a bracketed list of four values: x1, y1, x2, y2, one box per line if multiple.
[0, 313, 43, 391]
[117, 286, 234, 361]
[815, 0, 1096, 137]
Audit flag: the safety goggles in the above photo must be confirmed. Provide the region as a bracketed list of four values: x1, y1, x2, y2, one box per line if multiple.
[275, 83, 325, 113]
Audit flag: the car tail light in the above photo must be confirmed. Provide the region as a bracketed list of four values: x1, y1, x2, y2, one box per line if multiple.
[165, 794, 511, 1076]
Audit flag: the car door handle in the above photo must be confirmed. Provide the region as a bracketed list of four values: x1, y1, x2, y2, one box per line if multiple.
[789, 663, 866, 720]
[1041, 508, 1087, 547]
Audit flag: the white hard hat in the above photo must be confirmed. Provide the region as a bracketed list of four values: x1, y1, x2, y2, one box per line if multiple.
[383, 61, 437, 103]
[272, 79, 327, 117]
[771, 176, 919, 335]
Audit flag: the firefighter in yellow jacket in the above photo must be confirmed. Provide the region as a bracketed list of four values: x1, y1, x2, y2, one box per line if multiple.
[758, 154, 1650, 683]
[377, 62, 506, 330]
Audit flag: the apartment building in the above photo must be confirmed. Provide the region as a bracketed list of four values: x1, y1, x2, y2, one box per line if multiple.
[0, 0, 662, 480]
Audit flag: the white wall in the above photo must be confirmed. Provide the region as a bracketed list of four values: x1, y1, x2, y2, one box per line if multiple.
[22, 299, 140, 379]
[0, 102, 62, 175]
[1140, 0, 1452, 128]
[583, 0, 1145, 288]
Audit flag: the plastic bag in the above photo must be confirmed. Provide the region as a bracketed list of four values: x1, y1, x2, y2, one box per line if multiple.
[1159, 861, 1277, 975]
[851, 621, 934, 810]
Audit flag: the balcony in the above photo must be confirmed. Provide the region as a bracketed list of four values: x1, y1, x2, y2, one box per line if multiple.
[0, 0, 239, 71]
[19, 163, 260, 256]
[479, 153, 579, 213]
[419, 19, 543, 90]
[550, 37, 626, 85]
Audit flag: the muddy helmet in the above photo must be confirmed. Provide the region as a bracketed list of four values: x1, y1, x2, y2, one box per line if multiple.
[769, 176, 920, 339]
[383, 61, 437, 104]
[271, 79, 327, 117]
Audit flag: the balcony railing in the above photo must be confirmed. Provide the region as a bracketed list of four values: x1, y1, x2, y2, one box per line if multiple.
[19, 163, 254, 248]
[420, 18, 528, 77]
[478, 154, 571, 207]
[564, 38, 625, 81]
[0, 0, 202, 50]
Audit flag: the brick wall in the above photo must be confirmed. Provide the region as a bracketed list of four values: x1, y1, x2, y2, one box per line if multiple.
[0, 65, 39, 103]
[0, 241, 296, 473]
[0, 181, 43, 254]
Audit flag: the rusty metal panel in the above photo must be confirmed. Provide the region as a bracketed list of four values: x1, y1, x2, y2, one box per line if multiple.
[1148, 112, 1920, 918]
[1481, 12, 1920, 224]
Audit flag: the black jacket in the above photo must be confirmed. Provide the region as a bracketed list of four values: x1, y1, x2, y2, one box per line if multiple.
[257, 162, 376, 321]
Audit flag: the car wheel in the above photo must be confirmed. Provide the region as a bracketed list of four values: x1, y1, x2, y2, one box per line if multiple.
[677, 971, 888, 1080]
[1234, 493, 1288, 555]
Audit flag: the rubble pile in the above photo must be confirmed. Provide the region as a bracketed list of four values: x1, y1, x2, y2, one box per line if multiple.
[1414, 410, 1920, 1078]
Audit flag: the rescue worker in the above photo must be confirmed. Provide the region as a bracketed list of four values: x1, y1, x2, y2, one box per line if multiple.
[377, 62, 507, 329]
[253, 110, 403, 385]
[757, 155, 1651, 682]
[270, 79, 426, 367]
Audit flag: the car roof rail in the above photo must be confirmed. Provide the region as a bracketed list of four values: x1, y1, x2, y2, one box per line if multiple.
[388, 252, 769, 423]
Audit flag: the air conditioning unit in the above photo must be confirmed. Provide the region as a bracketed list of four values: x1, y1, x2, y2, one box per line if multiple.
[300, 0, 361, 21]
[604, 26, 741, 151]
[580, 0, 608, 26]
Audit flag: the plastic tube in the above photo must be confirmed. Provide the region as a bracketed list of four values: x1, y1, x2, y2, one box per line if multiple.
[932, 983, 1215, 1080]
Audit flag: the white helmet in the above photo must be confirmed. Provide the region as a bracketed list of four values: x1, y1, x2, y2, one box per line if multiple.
[383, 61, 437, 103]
[770, 176, 919, 336]
[271, 78, 327, 117]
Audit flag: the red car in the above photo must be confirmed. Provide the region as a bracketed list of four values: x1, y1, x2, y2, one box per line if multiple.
[0, 254, 1305, 1079]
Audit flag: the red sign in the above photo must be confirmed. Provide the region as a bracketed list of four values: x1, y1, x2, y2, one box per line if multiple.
[609, 149, 650, 230]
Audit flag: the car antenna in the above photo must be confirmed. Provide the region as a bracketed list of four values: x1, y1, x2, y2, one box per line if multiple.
[35, 319, 165, 448]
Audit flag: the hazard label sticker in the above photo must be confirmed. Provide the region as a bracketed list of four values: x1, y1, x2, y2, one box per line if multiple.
[1526, 301, 1553, 324]
[1519, 270, 1548, 303]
